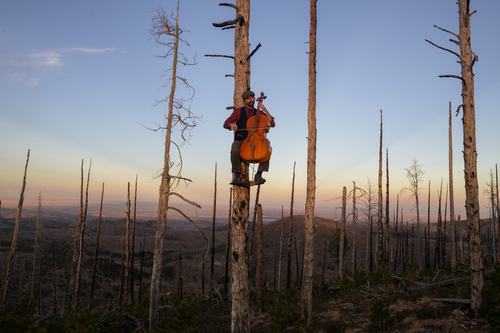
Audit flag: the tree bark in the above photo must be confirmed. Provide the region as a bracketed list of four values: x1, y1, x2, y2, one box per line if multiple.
[457, 0, 484, 310]
[378, 110, 384, 265]
[352, 182, 357, 271]
[225, 187, 232, 294]
[149, 5, 179, 328]
[277, 206, 284, 291]
[301, 0, 317, 324]
[385, 149, 390, 264]
[31, 191, 42, 298]
[211, 163, 217, 291]
[286, 162, 296, 289]
[124, 182, 131, 304]
[74, 159, 91, 308]
[230, 1, 251, 330]
[449, 103, 456, 269]
[0, 150, 29, 310]
[90, 182, 105, 310]
[339, 186, 347, 279]
[256, 204, 263, 312]
[130, 175, 138, 306]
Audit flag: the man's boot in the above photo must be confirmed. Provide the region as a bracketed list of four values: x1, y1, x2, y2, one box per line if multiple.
[231, 173, 244, 185]
[254, 172, 266, 185]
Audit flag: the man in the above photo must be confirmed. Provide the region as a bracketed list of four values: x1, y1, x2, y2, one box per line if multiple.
[223, 90, 275, 185]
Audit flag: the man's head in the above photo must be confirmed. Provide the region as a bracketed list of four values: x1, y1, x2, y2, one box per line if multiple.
[242, 90, 255, 107]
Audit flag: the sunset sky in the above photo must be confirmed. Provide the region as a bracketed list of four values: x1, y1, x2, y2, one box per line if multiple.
[1, 0, 499, 222]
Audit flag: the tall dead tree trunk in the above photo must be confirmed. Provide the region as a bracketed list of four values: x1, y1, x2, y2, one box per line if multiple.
[339, 186, 347, 279]
[286, 162, 296, 289]
[74, 159, 91, 308]
[210, 0, 253, 330]
[301, 0, 317, 323]
[31, 191, 42, 298]
[496, 164, 500, 263]
[427, 181, 431, 270]
[124, 182, 131, 304]
[277, 206, 284, 291]
[0, 150, 29, 310]
[256, 204, 263, 313]
[351, 182, 357, 271]
[90, 182, 105, 310]
[385, 149, 390, 264]
[130, 175, 137, 307]
[449, 102, 456, 269]
[149, 4, 200, 329]
[377, 110, 384, 265]
[427, 0, 483, 311]
[211, 163, 217, 291]
[225, 187, 232, 294]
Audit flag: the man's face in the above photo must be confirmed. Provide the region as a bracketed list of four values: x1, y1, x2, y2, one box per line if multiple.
[244, 96, 255, 107]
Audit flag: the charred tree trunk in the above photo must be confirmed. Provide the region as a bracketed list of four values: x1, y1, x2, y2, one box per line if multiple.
[496, 164, 500, 263]
[427, 181, 431, 270]
[211, 163, 217, 291]
[225, 187, 232, 294]
[449, 103, 457, 269]
[339, 186, 347, 279]
[286, 162, 296, 289]
[385, 149, 390, 264]
[352, 182, 357, 271]
[301, 0, 317, 323]
[130, 175, 138, 306]
[378, 110, 384, 265]
[427, 0, 483, 310]
[124, 182, 131, 304]
[277, 206, 284, 291]
[229, 0, 252, 330]
[90, 182, 105, 310]
[256, 204, 263, 313]
[31, 191, 42, 298]
[74, 159, 91, 308]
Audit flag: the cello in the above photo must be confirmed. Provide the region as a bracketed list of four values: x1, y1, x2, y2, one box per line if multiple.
[239, 92, 272, 164]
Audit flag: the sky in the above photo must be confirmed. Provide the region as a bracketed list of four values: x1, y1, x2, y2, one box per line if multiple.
[1, 0, 499, 222]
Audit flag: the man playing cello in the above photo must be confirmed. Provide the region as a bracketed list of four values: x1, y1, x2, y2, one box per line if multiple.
[223, 90, 275, 185]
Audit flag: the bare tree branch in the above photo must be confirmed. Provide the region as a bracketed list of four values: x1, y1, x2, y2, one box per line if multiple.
[247, 43, 262, 60]
[204, 54, 235, 59]
[425, 39, 462, 60]
[438, 74, 466, 84]
[219, 3, 238, 10]
[167, 192, 201, 208]
[167, 206, 208, 242]
[213, 15, 243, 28]
[433, 24, 459, 38]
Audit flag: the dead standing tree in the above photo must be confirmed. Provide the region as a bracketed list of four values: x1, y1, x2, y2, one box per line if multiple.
[301, 0, 317, 324]
[208, 1, 262, 331]
[0, 150, 29, 310]
[448, 102, 457, 269]
[401, 157, 423, 271]
[377, 110, 384, 266]
[148, 4, 203, 330]
[74, 159, 91, 308]
[426, 0, 484, 311]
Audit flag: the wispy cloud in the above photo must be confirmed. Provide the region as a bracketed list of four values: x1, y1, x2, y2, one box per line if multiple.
[0, 47, 117, 86]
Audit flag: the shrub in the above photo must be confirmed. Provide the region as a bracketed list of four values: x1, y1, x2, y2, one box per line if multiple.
[367, 298, 395, 332]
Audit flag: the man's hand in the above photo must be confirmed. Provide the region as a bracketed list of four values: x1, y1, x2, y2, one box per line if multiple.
[229, 123, 238, 131]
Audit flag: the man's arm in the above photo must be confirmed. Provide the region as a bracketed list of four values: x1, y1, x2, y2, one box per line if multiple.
[223, 108, 241, 130]
[257, 102, 275, 127]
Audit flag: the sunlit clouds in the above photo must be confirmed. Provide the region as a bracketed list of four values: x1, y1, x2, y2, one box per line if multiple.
[0, 47, 117, 86]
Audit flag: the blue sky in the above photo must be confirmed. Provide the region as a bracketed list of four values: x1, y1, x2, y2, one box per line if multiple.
[1, 0, 499, 221]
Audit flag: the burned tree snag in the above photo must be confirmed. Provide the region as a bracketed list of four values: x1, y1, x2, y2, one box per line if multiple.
[0, 149, 29, 310]
[301, 0, 317, 323]
[426, 0, 483, 310]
